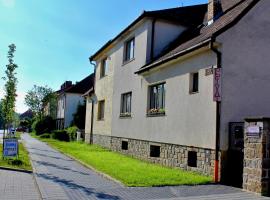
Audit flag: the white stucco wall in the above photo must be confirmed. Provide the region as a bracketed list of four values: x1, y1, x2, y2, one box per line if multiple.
[217, 0, 270, 150]
[57, 95, 65, 119]
[153, 20, 186, 58]
[85, 96, 92, 135]
[64, 93, 84, 128]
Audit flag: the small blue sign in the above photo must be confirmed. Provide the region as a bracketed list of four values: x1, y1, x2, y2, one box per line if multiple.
[3, 138, 18, 157]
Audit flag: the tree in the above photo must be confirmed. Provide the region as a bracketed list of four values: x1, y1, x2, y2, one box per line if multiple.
[2, 44, 18, 136]
[24, 85, 54, 119]
[0, 100, 4, 129]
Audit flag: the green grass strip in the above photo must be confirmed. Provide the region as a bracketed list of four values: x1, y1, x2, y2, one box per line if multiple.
[40, 138, 212, 187]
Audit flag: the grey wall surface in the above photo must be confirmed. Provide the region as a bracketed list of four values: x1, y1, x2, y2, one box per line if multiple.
[218, 0, 270, 150]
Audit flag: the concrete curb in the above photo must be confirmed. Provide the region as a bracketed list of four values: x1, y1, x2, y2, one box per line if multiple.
[0, 166, 32, 174]
[42, 141, 125, 187]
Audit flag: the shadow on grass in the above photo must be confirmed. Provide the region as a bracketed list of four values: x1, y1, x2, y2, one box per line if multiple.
[36, 172, 121, 200]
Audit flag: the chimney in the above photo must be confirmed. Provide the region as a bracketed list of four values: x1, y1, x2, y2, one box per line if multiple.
[208, 0, 221, 24]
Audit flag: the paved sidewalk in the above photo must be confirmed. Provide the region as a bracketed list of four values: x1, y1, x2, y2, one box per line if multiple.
[22, 133, 270, 200]
[0, 169, 41, 200]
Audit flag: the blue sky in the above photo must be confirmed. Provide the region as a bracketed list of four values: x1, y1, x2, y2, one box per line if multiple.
[0, 0, 207, 113]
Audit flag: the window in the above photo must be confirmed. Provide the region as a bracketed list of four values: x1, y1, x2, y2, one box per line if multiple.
[121, 141, 128, 150]
[148, 83, 165, 115]
[120, 92, 132, 116]
[188, 151, 197, 167]
[98, 100, 105, 120]
[123, 38, 135, 62]
[150, 145, 160, 157]
[190, 72, 199, 93]
[100, 58, 108, 78]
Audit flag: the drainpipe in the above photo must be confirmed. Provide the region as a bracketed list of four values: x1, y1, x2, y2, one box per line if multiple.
[89, 61, 96, 145]
[210, 37, 222, 183]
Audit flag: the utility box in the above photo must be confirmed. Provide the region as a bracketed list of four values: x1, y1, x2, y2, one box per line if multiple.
[243, 117, 270, 195]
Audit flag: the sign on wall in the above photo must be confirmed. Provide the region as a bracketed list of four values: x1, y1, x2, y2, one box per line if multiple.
[3, 138, 18, 157]
[213, 68, 222, 102]
[246, 125, 261, 137]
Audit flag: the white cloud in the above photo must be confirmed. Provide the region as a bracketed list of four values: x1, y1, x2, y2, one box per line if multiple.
[15, 91, 28, 114]
[1, 0, 15, 8]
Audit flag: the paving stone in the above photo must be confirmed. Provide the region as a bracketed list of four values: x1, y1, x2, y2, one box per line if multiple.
[20, 133, 270, 200]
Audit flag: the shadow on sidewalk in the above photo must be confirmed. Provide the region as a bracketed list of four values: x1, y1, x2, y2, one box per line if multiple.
[36, 172, 121, 200]
[33, 160, 90, 176]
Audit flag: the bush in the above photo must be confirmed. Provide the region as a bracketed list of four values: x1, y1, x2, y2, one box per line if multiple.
[33, 116, 55, 135]
[66, 126, 78, 141]
[39, 133, 51, 139]
[52, 130, 69, 142]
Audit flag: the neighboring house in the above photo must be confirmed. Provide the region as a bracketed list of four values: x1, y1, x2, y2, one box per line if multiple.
[56, 74, 94, 129]
[86, 0, 270, 186]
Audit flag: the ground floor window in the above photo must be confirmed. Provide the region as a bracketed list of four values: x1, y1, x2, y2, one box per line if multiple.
[188, 151, 197, 167]
[120, 92, 132, 117]
[148, 83, 165, 115]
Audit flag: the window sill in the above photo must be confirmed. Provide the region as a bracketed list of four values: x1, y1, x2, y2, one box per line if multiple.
[119, 114, 132, 118]
[189, 91, 199, 95]
[146, 112, 166, 117]
[122, 58, 135, 66]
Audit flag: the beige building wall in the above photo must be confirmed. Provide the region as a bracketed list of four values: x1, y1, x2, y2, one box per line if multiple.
[112, 48, 217, 149]
[84, 96, 92, 143]
[92, 48, 115, 136]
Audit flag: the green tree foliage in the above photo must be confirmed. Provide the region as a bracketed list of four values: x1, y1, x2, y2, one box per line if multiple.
[72, 100, 86, 129]
[1, 44, 18, 134]
[24, 85, 54, 119]
[0, 100, 4, 129]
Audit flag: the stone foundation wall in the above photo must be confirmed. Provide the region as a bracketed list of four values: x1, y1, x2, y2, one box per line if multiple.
[93, 134, 111, 149]
[111, 136, 217, 176]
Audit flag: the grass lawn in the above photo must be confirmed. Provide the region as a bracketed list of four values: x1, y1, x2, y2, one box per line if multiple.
[39, 137, 212, 187]
[0, 142, 32, 171]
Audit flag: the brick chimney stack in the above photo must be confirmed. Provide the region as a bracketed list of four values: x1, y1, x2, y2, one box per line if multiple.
[208, 0, 221, 23]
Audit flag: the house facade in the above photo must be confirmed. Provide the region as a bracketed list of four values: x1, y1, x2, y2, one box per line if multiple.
[85, 0, 270, 185]
[56, 74, 94, 129]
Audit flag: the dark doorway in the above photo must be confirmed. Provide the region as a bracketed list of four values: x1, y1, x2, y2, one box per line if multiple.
[225, 122, 244, 188]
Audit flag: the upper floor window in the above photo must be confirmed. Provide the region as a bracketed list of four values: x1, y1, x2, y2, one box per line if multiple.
[190, 72, 199, 93]
[100, 58, 108, 78]
[148, 83, 165, 116]
[123, 38, 135, 63]
[98, 100, 105, 120]
[120, 92, 132, 117]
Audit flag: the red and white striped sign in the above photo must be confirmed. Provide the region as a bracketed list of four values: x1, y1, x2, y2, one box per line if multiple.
[213, 68, 222, 102]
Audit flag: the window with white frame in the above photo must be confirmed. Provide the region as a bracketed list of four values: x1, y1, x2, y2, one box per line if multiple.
[123, 38, 135, 62]
[148, 83, 165, 115]
[120, 92, 132, 116]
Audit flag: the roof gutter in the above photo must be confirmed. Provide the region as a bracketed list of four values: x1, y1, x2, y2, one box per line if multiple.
[135, 37, 212, 74]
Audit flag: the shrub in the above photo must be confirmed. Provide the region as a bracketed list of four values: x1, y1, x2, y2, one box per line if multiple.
[33, 116, 55, 135]
[66, 126, 78, 141]
[39, 133, 51, 139]
[52, 130, 69, 142]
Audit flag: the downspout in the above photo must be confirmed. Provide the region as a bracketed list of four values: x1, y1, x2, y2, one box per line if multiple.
[150, 18, 156, 61]
[210, 37, 222, 183]
[89, 61, 96, 145]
